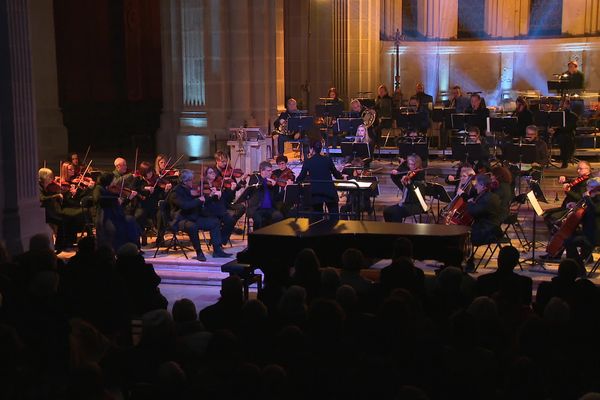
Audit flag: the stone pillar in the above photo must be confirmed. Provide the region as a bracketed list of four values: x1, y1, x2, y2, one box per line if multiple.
[157, 0, 210, 160]
[0, 0, 49, 254]
[228, 0, 253, 127]
[499, 51, 515, 106]
[485, 0, 530, 38]
[346, 0, 381, 101]
[562, 0, 600, 35]
[28, 0, 68, 165]
[381, 0, 402, 40]
[418, 0, 458, 39]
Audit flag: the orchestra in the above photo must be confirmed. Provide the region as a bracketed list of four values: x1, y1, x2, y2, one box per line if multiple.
[40, 68, 600, 274]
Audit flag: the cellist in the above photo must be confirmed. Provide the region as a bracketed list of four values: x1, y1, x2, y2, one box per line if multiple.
[564, 177, 600, 276]
[543, 161, 591, 242]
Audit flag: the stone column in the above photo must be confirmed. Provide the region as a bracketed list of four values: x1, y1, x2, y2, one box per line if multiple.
[157, 0, 210, 160]
[346, 0, 381, 100]
[562, 0, 600, 35]
[381, 0, 402, 40]
[228, 0, 253, 127]
[28, 0, 68, 165]
[418, 0, 458, 39]
[0, 0, 49, 254]
[485, 0, 530, 38]
[499, 51, 515, 106]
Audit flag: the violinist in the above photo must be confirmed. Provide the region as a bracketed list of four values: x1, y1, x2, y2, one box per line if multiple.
[384, 154, 426, 222]
[169, 169, 232, 260]
[271, 155, 296, 208]
[240, 161, 283, 230]
[39, 167, 81, 252]
[202, 166, 237, 245]
[548, 98, 578, 168]
[134, 161, 170, 246]
[155, 154, 179, 179]
[93, 172, 141, 251]
[544, 161, 591, 239]
[563, 177, 600, 276]
[113, 157, 139, 205]
[70, 153, 81, 176]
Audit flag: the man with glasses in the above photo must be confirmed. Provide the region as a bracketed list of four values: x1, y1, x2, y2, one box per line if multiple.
[243, 161, 283, 230]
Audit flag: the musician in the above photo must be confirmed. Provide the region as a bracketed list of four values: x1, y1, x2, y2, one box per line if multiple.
[154, 154, 179, 178]
[414, 82, 433, 114]
[134, 161, 171, 246]
[327, 87, 344, 107]
[514, 96, 533, 138]
[549, 99, 577, 168]
[491, 166, 513, 224]
[39, 167, 83, 252]
[467, 174, 502, 246]
[70, 153, 82, 176]
[170, 169, 232, 260]
[564, 60, 584, 90]
[466, 93, 489, 134]
[564, 177, 600, 275]
[445, 85, 470, 113]
[274, 97, 300, 156]
[407, 96, 430, 134]
[446, 164, 476, 197]
[296, 140, 344, 221]
[544, 161, 591, 239]
[202, 166, 237, 245]
[93, 172, 141, 251]
[374, 84, 393, 142]
[350, 98, 363, 115]
[384, 154, 426, 222]
[508, 125, 549, 183]
[212, 150, 247, 232]
[464, 126, 490, 165]
[272, 155, 295, 196]
[340, 157, 374, 217]
[244, 161, 284, 229]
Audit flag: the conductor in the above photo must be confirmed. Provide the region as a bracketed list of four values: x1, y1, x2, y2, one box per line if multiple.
[296, 140, 344, 221]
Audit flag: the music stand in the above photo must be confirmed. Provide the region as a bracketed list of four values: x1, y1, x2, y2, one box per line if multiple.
[398, 139, 429, 166]
[548, 111, 566, 128]
[533, 110, 549, 127]
[525, 183, 548, 269]
[423, 182, 452, 223]
[396, 112, 419, 131]
[451, 140, 485, 164]
[341, 142, 371, 160]
[336, 118, 363, 135]
[489, 117, 518, 137]
[287, 115, 314, 132]
[503, 142, 537, 193]
[315, 103, 344, 119]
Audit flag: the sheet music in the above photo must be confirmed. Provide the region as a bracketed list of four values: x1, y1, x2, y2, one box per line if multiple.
[414, 187, 429, 212]
[527, 190, 544, 216]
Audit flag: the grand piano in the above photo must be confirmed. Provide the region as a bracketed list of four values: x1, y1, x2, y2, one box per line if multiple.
[237, 218, 471, 272]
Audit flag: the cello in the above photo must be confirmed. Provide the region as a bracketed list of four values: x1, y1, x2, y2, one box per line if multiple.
[545, 197, 588, 257]
[440, 175, 476, 226]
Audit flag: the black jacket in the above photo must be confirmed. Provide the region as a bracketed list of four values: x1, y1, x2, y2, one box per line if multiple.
[170, 183, 205, 222]
[467, 191, 502, 245]
[296, 154, 343, 204]
[244, 174, 279, 215]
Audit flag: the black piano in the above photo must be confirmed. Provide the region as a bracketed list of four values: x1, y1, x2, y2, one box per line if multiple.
[237, 218, 470, 272]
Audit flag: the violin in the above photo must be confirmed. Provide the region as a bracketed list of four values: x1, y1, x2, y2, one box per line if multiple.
[107, 184, 146, 201]
[271, 168, 294, 187]
[71, 176, 95, 188]
[401, 169, 421, 186]
[564, 175, 589, 192]
[222, 166, 244, 179]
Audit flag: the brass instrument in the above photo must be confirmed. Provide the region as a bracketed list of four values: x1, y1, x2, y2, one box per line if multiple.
[361, 108, 377, 128]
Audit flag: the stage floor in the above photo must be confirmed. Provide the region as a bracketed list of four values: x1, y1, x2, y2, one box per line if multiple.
[59, 157, 600, 311]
